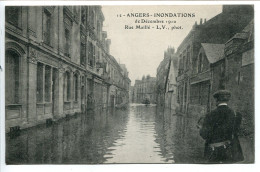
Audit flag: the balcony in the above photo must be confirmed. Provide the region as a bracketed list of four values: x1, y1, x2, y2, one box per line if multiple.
[96, 61, 104, 69]
[43, 31, 51, 46]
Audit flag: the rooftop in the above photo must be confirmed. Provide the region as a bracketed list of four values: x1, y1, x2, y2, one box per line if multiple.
[201, 43, 225, 63]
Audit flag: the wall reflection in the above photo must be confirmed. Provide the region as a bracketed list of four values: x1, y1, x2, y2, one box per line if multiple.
[6, 105, 206, 164]
[6, 108, 129, 164]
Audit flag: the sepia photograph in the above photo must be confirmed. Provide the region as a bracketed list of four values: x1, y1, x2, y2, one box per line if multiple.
[0, 1, 256, 168]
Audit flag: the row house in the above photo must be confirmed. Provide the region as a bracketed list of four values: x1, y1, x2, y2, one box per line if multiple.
[180, 19, 254, 137]
[155, 47, 175, 107]
[189, 43, 225, 116]
[105, 55, 131, 106]
[5, 6, 131, 132]
[176, 5, 254, 115]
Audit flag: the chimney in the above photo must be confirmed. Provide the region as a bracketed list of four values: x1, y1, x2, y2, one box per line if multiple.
[192, 21, 198, 29]
[200, 18, 203, 25]
[204, 18, 207, 24]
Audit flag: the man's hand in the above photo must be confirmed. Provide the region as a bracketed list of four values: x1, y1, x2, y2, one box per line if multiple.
[196, 124, 202, 129]
[197, 116, 205, 129]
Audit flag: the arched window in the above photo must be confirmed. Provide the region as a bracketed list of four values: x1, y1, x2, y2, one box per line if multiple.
[5, 50, 20, 104]
[74, 73, 79, 101]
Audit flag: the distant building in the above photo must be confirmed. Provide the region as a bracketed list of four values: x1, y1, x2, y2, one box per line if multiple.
[165, 53, 178, 111]
[133, 75, 156, 104]
[156, 47, 175, 108]
[129, 86, 134, 103]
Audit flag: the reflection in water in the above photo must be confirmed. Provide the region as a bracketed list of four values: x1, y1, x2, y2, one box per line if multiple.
[105, 104, 168, 163]
[6, 104, 205, 164]
[154, 107, 205, 163]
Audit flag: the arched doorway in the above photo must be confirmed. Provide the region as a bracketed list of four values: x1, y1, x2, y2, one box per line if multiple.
[5, 50, 20, 105]
[5, 49, 22, 125]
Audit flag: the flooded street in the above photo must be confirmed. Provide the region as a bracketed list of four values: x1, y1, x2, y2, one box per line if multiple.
[6, 104, 205, 164]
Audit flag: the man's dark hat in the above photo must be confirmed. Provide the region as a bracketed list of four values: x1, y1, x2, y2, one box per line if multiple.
[213, 90, 231, 101]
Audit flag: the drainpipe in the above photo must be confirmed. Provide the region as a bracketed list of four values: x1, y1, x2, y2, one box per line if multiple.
[58, 7, 60, 55]
[224, 54, 228, 89]
[26, 6, 29, 122]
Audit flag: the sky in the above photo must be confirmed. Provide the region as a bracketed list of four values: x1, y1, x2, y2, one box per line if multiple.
[102, 5, 222, 85]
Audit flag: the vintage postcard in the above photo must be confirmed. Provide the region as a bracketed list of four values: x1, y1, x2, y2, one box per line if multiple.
[0, 1, 257, 171]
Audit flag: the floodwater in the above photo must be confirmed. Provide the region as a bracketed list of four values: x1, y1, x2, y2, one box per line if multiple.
[6, 104, 205, 164]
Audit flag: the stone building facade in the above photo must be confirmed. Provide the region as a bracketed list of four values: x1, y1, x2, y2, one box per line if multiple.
[161, 6, 254, 157]
[176, 5, 254, 116]
[175, 18, 254, 154]
[224, 20, 254, 136]
[133, 76, 156, 104]
[188, 43, 225, 116]
[5, 6, 130, 132]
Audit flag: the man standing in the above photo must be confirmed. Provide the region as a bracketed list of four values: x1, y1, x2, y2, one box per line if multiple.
[198, 90, 244, 163]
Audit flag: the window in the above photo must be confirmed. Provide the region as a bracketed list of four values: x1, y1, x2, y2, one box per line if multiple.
[45, 65, 51, 102]
[37, 63, 44, 102]
[90, 10, 95, 27]
[184, 83, 187, 104]
[81, 7, 89, 26]
[81, 7, 86, 25]
[178, 55, 184, 75]
[183, 53, 186, 71]
[64, 71, 71, 101]
[200, 81, 210, 105]
[198, 52, 209, 73]
[190, 84, 200, 104]
[80, 34, 86, 65]
[198, 53, 203, 73]
[73, 6, 79, 21]
[5, 50, 20, 104]
[177, 86, 180, 103]
[179, 86, 183, 105]
[43, 10, 52, 45]
[74, 73, 78, 101]
[187, 47, 191, 69]
[65, 29, 71, 57]
[88, 42, 95, 67]
[80, 42, 86, 65]
[202, 55, 209, 72]
[97, 51, 101, 63]
[6, 6, 21, 27]
[219, 63, 226, 89]
[97, 21, 101, 39]
[190, 81, 210, 106]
